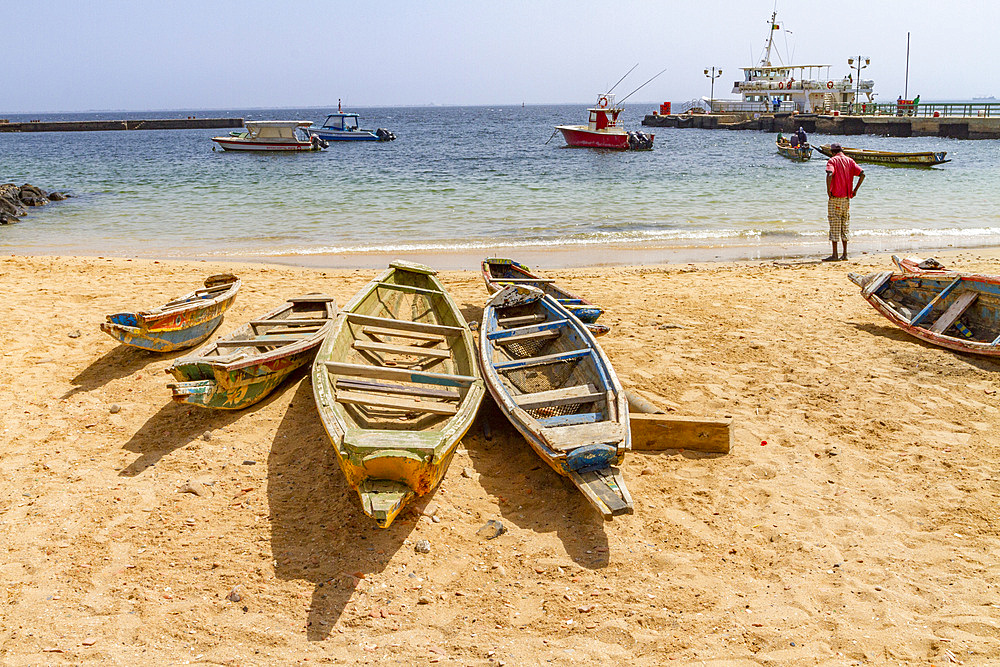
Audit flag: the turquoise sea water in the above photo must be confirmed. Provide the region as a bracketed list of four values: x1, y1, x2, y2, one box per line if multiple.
[2, 105, 999, 265]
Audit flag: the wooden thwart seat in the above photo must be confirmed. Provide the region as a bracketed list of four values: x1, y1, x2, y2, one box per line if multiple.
[909, 277, 962, 326]
[335, 389, 458, 415]
[494, 348, 590, 371]
[336, 378, 461, 400]
[346, 312, 464, 336]
[216, 335, 305, 347]
[323, 361, 478, 386]
[362, 325, 446, 344]
[495, 329, 560, 346]
[289, 295, 336, 303]
[542, 421, 627, 451]
[250, 318, 329, 326]
[929, 291, 978, 334]
[515, 383, 603, 410]
[375, 282, 443, 296]
[497, 313, 546, 327]
[353, 339, 451, 359]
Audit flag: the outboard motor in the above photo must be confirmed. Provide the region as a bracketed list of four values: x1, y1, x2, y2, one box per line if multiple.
[627, 131, 653, 150]
[310, 135, 329, 150]
[375, 128, 396, 141]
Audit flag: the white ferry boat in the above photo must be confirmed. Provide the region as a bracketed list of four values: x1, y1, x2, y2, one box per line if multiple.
[715, 12, 875, 114]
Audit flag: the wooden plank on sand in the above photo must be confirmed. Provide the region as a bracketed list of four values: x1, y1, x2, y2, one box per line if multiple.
[629, 414, 732, 454]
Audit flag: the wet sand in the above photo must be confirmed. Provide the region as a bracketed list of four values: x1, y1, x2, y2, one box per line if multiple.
[1, 251, 999, 664]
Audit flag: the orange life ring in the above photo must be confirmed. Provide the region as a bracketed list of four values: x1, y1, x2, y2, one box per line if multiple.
[827, 81, 834, 89]
[598, 96, 609, 108]
[778, 81, 784, 90]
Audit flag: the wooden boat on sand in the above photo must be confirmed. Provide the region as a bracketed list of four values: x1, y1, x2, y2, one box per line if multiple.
[848, 268, 1000, 357]
[101, 274, 241, 352]
[776, 138, 812, 161]
[479, 285, 633, 518]
[815, 144, 949, 166]
[482, 258, 606, 328]
[312, 261, 485, 528]
[166, 294, 337, 409]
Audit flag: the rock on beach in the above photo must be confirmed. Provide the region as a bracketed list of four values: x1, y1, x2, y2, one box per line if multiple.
[0, 183, 68, 223]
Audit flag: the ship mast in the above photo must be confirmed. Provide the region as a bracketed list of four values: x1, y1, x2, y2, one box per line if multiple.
[760, 11, 778, 66]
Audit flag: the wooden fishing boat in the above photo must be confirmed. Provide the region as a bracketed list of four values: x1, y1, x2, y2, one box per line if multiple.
[481, 258, 606, 327]
[848, 268, 1000, 357]
[311, 261, 485, 528]
[815, 144, 949, 166]
[891, 255, 948, 275]
[101, 274, 241, 352]
[776, 138, 812, 161]
[479, 285, 633, 518]
[166, 294, 337, 409]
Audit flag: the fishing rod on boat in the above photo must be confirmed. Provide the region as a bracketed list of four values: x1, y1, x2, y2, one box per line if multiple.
[616, 68, 668, 106]
[607, 63, 639, 96]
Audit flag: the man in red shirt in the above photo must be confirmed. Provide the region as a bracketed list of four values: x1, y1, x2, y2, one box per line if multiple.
[824, 143, 865, 261]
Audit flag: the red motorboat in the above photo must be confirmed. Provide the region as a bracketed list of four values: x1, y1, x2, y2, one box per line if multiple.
[555, 93, 653, 150]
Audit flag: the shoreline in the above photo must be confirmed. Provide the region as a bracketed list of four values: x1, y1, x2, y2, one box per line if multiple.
[7, 234, 998, 270]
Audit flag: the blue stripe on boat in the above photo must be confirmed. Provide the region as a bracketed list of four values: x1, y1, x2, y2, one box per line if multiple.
[537, 412, 603, 427]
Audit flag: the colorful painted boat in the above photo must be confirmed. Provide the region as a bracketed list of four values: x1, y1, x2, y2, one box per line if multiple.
[555, 93, 653, 150]
[101, 274, 241, 352]
[776, 138, 812, 161]
[212, 121, 327, 152]
[479, 285, 633, 518]
[166, 294, 337, 409]
[481, 258, 606, 327]
[311, 260, 485, 528]
[891, 254, 948, 274]
[848, 268, 1000, 357]
[815, 144, 949, 166]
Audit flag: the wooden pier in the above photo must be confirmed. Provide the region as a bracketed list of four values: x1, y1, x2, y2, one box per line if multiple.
[642, 112, 1000, 139]
[0, 118, 244, 133]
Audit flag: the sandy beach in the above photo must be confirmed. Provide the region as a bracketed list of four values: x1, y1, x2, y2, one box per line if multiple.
[2, 251, 999, 665]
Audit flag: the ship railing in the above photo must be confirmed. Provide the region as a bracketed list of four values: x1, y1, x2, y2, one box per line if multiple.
[834, 102, 1000, 118]
[708, 100, 795, 113]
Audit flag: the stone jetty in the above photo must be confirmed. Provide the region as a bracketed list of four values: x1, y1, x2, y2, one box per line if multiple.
[0, 118, 243, 133]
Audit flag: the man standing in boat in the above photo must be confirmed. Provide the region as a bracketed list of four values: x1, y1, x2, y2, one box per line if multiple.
[824, 143, 865, 262]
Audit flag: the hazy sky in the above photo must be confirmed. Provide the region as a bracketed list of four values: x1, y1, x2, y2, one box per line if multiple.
[6, 1, 996, 112]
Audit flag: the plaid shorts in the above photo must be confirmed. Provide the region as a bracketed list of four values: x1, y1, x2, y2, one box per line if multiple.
[828, 197, 850, 241]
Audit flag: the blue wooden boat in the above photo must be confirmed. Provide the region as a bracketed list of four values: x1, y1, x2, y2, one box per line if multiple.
[479, 285, 632, 518]
[481, 258, 606, 327]
[101, 274, 241, 352]
[848, 267, 1000, 357]
[308, 111, 395, 142]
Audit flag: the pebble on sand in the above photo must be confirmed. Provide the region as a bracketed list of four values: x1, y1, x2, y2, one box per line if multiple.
[414, 539, 431, 554]
[477, 519, 506, 540]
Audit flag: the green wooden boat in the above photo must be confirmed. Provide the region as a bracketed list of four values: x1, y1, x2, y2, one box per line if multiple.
[311, 261, 485, 528]
[166, 294, 337, 409]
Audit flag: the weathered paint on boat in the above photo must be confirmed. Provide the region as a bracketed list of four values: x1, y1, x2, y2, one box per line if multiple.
[481, 258, 606, 325]
[100, 274, 240, 352]
[816, 144, 949, 166]
[849, 268, 1000, 357]
[479, 285, 633, 518]
[312, 260, 485, 528]
[776, 139, 812, 161]
[167, 294, 337, 409]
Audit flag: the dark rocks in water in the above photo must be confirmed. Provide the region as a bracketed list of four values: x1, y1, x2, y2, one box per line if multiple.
[0, 182, 67, 223]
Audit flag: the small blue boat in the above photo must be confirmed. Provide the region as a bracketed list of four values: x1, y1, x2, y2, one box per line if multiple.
[308, 104, 395, 142]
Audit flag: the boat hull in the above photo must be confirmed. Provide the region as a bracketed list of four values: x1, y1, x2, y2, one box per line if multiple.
[308, 129, 379, 141]
[555, 125, 630, 150]
[212, 138, 319, 152]
[849, 269, 1000, 357]
[312, 261, 485, 528]
[479, 286, 632, 518]
[777, 141, 812, 161]
[816, 144, 949, 166]
[100, 275, 240, 352]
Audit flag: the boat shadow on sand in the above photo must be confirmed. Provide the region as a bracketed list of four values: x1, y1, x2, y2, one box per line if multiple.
[850, 321, 1000, 372]
[267, 379, 426, 641]
[469, 395, 612, 569]
[63, 344, 186, 399]
[117, 377, 282, 477]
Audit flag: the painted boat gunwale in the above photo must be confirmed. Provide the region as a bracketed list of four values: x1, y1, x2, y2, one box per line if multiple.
[480, 258, 605, 324]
